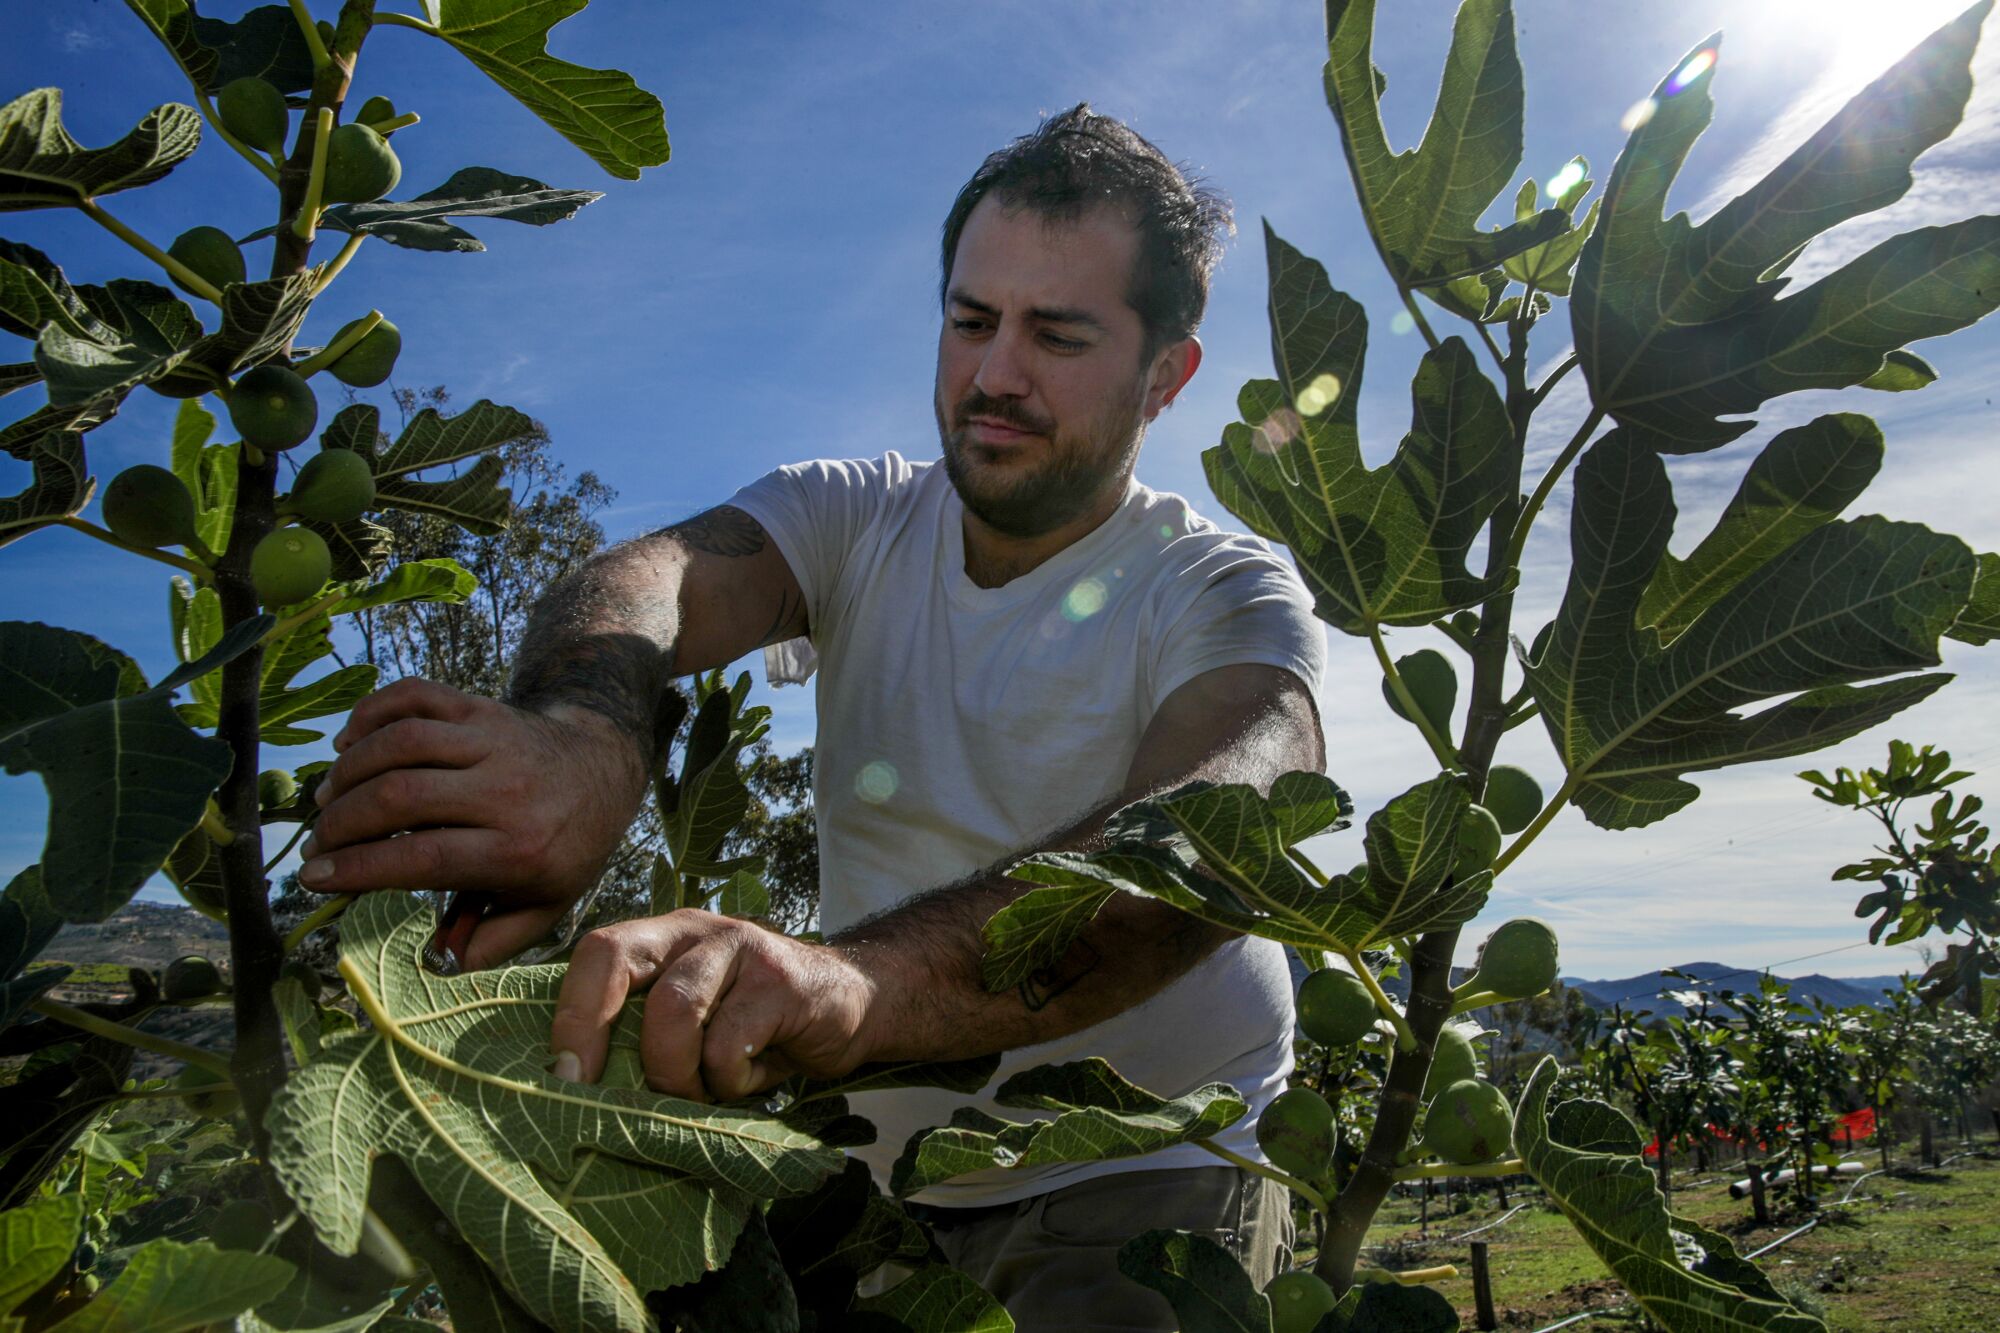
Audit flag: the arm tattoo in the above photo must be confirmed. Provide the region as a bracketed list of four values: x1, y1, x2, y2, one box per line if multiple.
[667, 505, 767, 557]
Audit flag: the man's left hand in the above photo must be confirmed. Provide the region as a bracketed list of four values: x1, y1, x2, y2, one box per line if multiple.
[548, 911, 878, 1101]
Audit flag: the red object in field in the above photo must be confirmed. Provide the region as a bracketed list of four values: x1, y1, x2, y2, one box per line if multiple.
[1642, 1109, 1877, 1157]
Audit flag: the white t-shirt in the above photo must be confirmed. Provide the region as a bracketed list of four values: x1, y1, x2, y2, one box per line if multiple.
[728, 452, 1326, 1205]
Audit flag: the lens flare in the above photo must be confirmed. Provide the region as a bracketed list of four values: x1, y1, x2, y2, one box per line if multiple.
[1062, 578, 1108, 622]
[1253, 407, 1302, 454]
[1390, 310, 1417, 336]
[1546, 160, 1587, 202]
[854, 760, 898, 804]
[1620, 97, 1659, 133]
[1665, 48, 1716, 95]
[1294, 372, 1343, 418]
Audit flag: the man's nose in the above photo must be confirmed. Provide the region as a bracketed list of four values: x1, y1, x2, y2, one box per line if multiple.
[972, 328, 1032, 400]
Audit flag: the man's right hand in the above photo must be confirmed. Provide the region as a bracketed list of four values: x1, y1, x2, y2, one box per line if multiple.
[300, 678, 651, 970]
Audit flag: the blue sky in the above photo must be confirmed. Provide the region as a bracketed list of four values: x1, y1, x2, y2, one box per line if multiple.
[5, 0, 1999, 978]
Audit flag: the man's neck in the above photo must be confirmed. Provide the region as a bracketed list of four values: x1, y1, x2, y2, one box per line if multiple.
[961, 482, 1130, 589]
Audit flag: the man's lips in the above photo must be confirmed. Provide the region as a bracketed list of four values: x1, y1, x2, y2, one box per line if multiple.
[964, 417, 1042, 444]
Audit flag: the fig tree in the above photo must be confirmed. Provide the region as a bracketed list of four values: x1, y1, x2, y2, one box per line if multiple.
[102, 464, 200, 549]
[1482, 764, 1545, 835]
[173, 1064, 239, 1119]
[1382, 648, 1456, 738]
[229, 364, 319, 451]
[356, 94, 398, 130]
[258, 768, 298, 809]
[1464, 918, 1560, 1000]
[286, 447, 375, 522]
[1266, 1270, 1339, 1333]
[1417, 1078, 1513, 1164]
[1455, 803, 1503, 879]
[251, 526, 332, 608]
[323, 122, 401, 203]
[326, 315, 401, 387]
[281, 959, 324, 1002]
[161, 954, 223, 1001]
[165, 225, 245, 296]
[217, 76, 288, 154]
[1256, 1086, 1335, 1184]
[1296, 966, 1378, 1047]
[1422, 1023, 1481, 1100]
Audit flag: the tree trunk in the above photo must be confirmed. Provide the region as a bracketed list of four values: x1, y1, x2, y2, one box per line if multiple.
[1921, 1114, 1937, 1167]
[1745, 1149, 1769, 1226]
[1654, 1123, 1672, 1202]
[1471, 1241, 1498, 1332]
[1493, 1175, 1509, 1209]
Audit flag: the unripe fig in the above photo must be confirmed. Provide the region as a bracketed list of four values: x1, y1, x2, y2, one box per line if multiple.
[217, 77, 288, 154]
[1266, 1270, 1339, 1333]
[1382, 648, 1456, 738]
[355, 94, 398, 130]
[1296, 967, 1379, 1047]
[1422, 1023, 1481, 1100]
[258, 768, 298, 809]
[251, 526, 332, 608]
[322, 122, 401, 203]
[1466, 918, 1560, 1000]
[1454, 803, 1503, 879]
[209, 1199, 274, 1253]
[173, 1064, 239, 1119]
[102, 464, 200, 549]
[1418, 1078, 1513, 1164]
[161, 954, 224, 1001]
[286, 448, 375, 523]
[229, 364, 318, 452]
[326, 315, 401, 388]
[1482, 764, 1545, 835]
[1256, 1087, 1335, 1184]
[166, 225, 245, 297]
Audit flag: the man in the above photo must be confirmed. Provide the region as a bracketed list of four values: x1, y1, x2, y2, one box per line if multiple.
[301, 105, 1326, 1328]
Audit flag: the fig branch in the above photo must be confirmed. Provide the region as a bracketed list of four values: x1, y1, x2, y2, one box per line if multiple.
[77, 200, 225, 304]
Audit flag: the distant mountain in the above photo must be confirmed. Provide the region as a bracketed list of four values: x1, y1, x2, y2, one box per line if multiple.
[1561, 963, 1912, 1019]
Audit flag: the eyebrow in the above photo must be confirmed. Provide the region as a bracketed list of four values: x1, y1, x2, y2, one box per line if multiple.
[947, 288, 1108, 333]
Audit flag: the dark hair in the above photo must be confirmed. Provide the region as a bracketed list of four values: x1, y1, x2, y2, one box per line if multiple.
[939, 104, 1234, 355]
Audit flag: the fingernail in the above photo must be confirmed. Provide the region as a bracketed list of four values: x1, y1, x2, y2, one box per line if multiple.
[333, 726, 350, 750]
[299, 835, 318, 860]
[300, 858, 332, 885]
[552, 1050, 582, 1082]
[314, 781, 332, 807]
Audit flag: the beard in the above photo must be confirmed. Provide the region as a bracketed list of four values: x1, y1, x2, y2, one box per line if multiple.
[935, 386, 1145, 539]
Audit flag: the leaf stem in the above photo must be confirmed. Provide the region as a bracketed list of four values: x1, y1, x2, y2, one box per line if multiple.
[367, 111, 421, 135]
[288, 0, 334, 70]
[371, 10, 439, 33]
[1449, 989, 1508, 1015]
[1529, 352, 1579, 412]
[261, 589, 346, 643]
[1195, 1139, 1330, 1216]
[264, 816, 316, 874]
[1502, 407, 1605, 575]
[1392, 1157, 1524, 1181]
[31, 997, 234, 1078]
[58, 518, 213, 582]
[293, 108, 334, 242]
[1398, 289, 1443, 352]
[282, 893, 349, 954]
[1357, 1264, 1460, 1285]
[1433, 616, 1475, 654]
[1286, 844, 1328, 885]
[1475, 322, 1507, 377]
[78, 200, 225, 304]
[201, 801, 237, 846]
[1501, 702, 1541, 732]
[1369, 624, 1460, 771]
[294, 309, 382, 377]
[311, 232, 368, 296]
[1340, 948, 1417, 1053]
[192, 88, 283, 185]
[1489, 773, 1575, 879]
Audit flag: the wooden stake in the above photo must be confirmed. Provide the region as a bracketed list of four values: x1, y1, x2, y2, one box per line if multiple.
[1470, 1240, 1498, 1331]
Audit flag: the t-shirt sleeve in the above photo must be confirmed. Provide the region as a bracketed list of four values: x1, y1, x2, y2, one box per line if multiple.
[724, 453, 908, 635]
[1148, 536, 1327, 717]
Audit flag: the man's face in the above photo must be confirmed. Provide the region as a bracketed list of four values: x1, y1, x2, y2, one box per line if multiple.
[935, 197, 1186, 539]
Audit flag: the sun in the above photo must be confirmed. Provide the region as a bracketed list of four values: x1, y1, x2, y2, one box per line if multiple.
[1767, 0, 1982, 87]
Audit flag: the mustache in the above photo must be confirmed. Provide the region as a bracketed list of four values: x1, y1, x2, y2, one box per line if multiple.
[951, 391, 1054, 437]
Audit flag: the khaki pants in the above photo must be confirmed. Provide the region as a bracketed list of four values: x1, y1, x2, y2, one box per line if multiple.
[898, 1166, 1295, 1332]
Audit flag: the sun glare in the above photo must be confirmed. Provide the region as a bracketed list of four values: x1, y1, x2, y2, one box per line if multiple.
[1773, 0, 1973, 86]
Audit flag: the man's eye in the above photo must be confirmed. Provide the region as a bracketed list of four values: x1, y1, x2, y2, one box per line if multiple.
[1042, 333, 1086, 352]
[952, 318, 987, 334]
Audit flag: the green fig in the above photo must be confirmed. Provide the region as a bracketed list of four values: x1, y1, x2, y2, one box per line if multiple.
[1383, 648, 1456, 738]
[165, 225, 245, 297]
[258, 768, 298, 809]
[286, 448, 375, 523]
[217, 77, 288, 154]
[1422, 1024, 1481, 1100]
[161, 954, 224, 1001]
[355, 94, 398, 130]
[326, 315, 401, 388]
[1482, 765, 1545, 835]
[1266, 1271, 1340, 1333]
[1464, 918, 1560, 1001]
[173, 1064, 239, 1119]
[229, 364, 319, 451]
[1417, 1078, 1513, 1165]
[251, 526, 332, 607]
[1455, 803, 1503, 879]
[102, 465, 200, 549]
[322, 122, 400, 203]
[1296, 967, 1379, 1047]
[1256, 1087, 1335, 1184]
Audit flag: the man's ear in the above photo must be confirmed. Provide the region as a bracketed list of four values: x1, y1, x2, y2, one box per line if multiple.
[1144, 336, 1202, 420]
